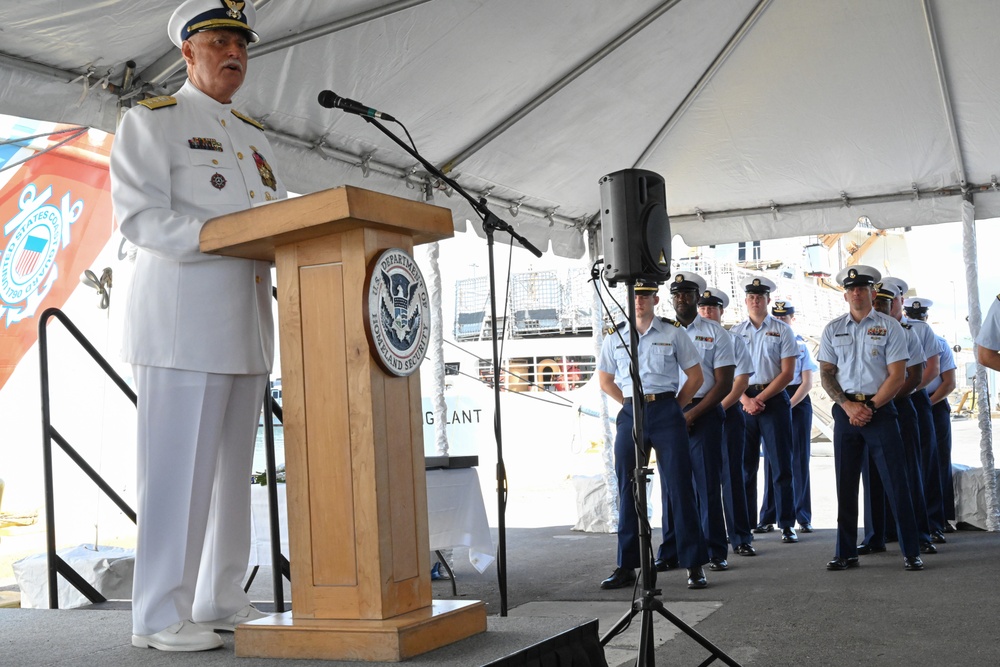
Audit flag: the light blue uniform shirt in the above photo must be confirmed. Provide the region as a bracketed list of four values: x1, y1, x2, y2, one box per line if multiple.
[903, 318, 941, 364]
[678, 315, 736, 399]
[818, 309, 909, 395]
[732, 334, 754, 378]
[598, 317, 702, 398]
[790, 334, 819, 385]
[977, 294, 1000, 351]
[926, 335, 957, 394]
[730, 315, 798, 384]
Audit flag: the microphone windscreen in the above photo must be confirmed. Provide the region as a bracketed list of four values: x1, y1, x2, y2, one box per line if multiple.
[317, 90, 338, 108]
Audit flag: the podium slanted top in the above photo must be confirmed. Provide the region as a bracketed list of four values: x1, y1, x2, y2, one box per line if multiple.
[200, 185, 454, 261]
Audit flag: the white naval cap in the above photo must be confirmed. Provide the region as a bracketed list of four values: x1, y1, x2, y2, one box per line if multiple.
[835, 264, 881, 288]
[698, 286, 730, 309]
[669, 271, 707, 295]
[903, 296, 934, 311]
[875, 276, 908, 300]
[743, 275, 777, 294]
[169, 0, 259, 49]
[771, 299, 795, 316]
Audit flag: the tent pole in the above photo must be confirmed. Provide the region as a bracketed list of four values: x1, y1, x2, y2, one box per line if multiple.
[961, 195, 999, 530]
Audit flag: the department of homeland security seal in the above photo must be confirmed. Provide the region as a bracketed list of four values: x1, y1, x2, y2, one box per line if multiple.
[363, 247, 430, 377]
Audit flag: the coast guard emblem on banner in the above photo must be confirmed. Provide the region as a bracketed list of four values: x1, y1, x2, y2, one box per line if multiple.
[364, 248, 430, 377]
[1, 183, 82, 325]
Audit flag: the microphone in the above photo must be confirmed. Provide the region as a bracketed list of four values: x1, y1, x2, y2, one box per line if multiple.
[317, 90, 396, 122]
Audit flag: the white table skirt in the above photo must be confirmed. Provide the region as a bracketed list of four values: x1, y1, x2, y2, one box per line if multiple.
[250, 468, 494, 574]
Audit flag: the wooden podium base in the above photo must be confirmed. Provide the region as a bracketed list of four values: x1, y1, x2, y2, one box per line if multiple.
[235, 600, 487, 662]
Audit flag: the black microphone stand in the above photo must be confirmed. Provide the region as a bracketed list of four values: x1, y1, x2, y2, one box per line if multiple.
[357, 116, 541, 616]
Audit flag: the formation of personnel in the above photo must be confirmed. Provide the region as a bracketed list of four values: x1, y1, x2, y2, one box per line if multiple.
[597, 266, 983, 589]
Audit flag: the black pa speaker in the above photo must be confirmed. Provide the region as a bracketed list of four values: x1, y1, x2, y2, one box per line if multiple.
[599, 169, 671, 286]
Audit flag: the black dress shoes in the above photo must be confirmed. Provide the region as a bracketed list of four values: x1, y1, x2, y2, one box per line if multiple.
[600, 567, 637, 589]
[708, 558, 728, 571]
[857, 543, 886, 555]
[687, 567, 708, 589]
[931, 530, 947, 544]
[797, 523, 814, 533]
[752, 523, 774, 533]
[654, 557, 679, 572]
[903, 556, 925, 571]
[920, 542, 938, 554]
[827, 556, 860, 571]
[943, 523, 956, 534]
[734, 543, 757, 556]
[781, 527, 798, 543]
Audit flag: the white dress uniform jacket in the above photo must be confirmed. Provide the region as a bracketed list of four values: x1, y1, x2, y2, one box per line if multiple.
[110, 80, 287, 373]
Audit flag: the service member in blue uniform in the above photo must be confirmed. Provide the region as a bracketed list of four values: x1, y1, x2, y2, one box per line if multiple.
[977, 292, 1000, 371]
[110, 0, 283, 652]
[699, 288, 757, 557]
[928, 332, 957, 530]
[656, 273, 735, 573]
[903, 297, 946, 542]
[598, 279, 710, 590]
[818, 266, 924, 571]
[758, 299, 817, 532]
[730, 276, 799, 543]
[861, 277, 935, 556]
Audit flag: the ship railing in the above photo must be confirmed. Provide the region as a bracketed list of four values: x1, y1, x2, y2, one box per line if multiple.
[37, 307, 289, 611]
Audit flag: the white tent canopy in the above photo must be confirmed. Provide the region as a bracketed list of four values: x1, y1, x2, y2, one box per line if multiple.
[4, 0, 1000, 254]
[2, 0, 997, 526]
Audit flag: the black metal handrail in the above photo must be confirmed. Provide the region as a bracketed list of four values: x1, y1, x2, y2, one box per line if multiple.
[37, 307, 290, 610]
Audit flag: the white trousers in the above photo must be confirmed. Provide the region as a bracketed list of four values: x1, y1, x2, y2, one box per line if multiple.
[131, 365, 265, 635]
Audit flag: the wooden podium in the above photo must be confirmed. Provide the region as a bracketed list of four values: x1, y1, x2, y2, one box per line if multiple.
[200, 186, 486, 661]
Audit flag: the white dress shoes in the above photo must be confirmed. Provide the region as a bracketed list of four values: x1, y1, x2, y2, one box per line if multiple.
[132, 620, 223, 651]
[203, 604, 271, 632]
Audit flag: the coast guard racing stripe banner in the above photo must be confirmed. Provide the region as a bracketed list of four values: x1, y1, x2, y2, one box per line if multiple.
[0, 115, 115, 391]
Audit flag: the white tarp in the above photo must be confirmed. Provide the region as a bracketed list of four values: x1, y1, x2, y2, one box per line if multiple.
[2, 0, 1000, 254]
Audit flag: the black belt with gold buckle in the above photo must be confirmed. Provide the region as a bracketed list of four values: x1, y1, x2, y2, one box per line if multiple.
[624, 391, 676, 405]
[846, 393, 876, 402]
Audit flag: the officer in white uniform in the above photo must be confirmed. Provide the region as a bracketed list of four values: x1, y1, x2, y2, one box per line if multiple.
[656, 273, 735, 572]
[817, 266, 923, 571]
[977, 293, 1000, 371]
[730, 275, 799, 543]
[699, 288, 757, 557]
[110, 0, 286, 652]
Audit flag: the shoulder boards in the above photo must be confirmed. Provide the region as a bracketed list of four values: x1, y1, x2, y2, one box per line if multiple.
[996, 293, 1000, 302]
[231, 109, 264, 130]
[901, 323, 912, 329]
[606, 321, 626, 334]
[136, 95, 176, 110]
[659, 317, 680, 327]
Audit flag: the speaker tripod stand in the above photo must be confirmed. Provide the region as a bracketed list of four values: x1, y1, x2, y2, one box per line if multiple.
[598, 282, 740, 667]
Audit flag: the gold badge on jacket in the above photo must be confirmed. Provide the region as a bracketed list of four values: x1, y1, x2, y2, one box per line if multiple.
[251, 146, 277, 191]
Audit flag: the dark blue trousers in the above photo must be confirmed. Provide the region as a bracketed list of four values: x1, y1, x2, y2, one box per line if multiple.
[911, 389, 944, 532]
[743, 391, 795, 529]
[721, 405, 754, 548]
[862, 396, 931, 547]
[660, 402, 728, 562]
[761, 387, 813, 525]
[615, 400, 707, 569]
[832, 402, 920, 559]
[931, 399, 955, 521]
